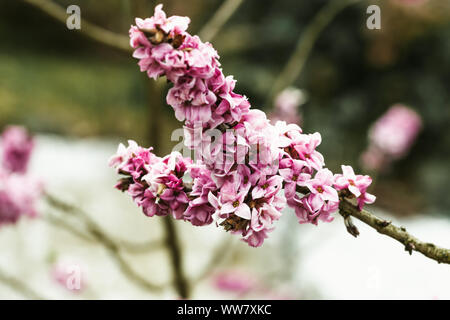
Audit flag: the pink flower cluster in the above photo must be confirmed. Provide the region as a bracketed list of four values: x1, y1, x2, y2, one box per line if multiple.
[130, 4, 249, 128]
[361, 104, 422, 171]
[111, 5, 376, 247]
[0, 126, 42, 227]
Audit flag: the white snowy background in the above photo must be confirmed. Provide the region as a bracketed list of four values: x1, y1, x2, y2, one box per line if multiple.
[0, 135, 449, 299]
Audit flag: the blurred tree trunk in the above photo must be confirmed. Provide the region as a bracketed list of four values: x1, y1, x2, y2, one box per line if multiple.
[131, 0, 165, 154]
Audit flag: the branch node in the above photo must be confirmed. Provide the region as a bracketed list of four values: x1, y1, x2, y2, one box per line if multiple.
[404, 240, 415, 255]
[375, 219, 391, 228]
[343, 216, 360, 238]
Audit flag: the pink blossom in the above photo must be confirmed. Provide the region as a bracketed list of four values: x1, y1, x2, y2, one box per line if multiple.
[0, 125, 41, 227]
[212, 270, 258, 294]
[251, 174, 283, 200]
[108, 140, 157, 181]
[220, 189, 251, 220]
[134, 4, 190, 38]
[360, 145, 386, 171]
[291, 132, 325, 171]
[0, 170, 42, 227]
[184, 203, 215, 226]
[1, 126, 34, 174]
[51, 259, 87, 293]
[367, 104, 422, 160]
[292, 193, 337, 225]
[304, 169, 339, 204]
[334, 165, 376, 210]
[243, 228, 270, 247]
[270, 87, 305, 124]
[189, 163, 218, 205]
[290, 169, 339, 225]
[167, 78, 217, 123]
[278, 159, 311, 199]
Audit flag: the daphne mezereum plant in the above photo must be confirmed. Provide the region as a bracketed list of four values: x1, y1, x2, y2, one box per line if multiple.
[110, 4, 449, 263]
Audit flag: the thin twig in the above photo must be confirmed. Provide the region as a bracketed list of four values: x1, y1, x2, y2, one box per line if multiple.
[339, 198, 450, 264]
[268, 0, 361, 102]
[118, 238, 165, 254]
[45, 194, 167, 292]
[22, 0, 131, 52]
[193, 237, 235, 282]
[162, 216, 189, 299]
[0, 266, 45, 300]
[45, 193, 163, 253]
[198, 0, 244, 42]
[43, 214, 96, 243]
[45, 212, 162, 253]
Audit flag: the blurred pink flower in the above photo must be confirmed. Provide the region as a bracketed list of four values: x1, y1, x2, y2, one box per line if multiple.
[0, 126, 42, 227]
[51, 259, 87, 293]
[1, 126, 34, 174]
[0, 169, 42, 227]
[213, 270, 258, 294]
[361, 104, 422, 171]
[270, 87, 305, 124]
[360, 145, 387, 172]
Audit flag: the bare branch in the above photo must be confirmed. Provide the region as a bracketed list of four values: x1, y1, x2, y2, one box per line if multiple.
[296, 185, 450, 264]
[339, 198, 450, 264]
[44, 213, 96, 243]
[193, 237, 236, 283]
[45, 193, 167, 292]
[198, 0, 244, 42]
[22, 0, 131, 52]
[268, 0, 361, 102]
[162, 216, 190, 299]
[0, 266, 45, 299]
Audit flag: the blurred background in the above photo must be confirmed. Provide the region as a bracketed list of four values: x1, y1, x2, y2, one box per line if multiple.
[0, 0, 449, 299]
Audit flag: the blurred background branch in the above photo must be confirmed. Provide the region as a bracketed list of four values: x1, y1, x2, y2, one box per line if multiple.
[198, 0, 244, 42]
[45, 193, 167, 292]
[22, 0, 131, 51]
[0, 267, 44, 299]
[268, 0, 361, 102]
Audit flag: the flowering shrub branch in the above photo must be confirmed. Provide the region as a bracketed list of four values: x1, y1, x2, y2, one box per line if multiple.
[108, 4, 450, 265]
